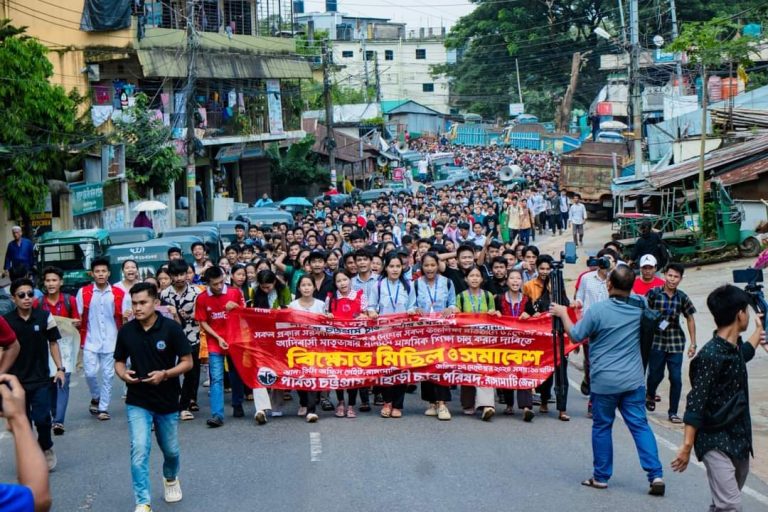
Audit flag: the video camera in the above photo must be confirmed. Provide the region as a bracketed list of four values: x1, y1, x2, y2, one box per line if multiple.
[733, 268, 768, 334]
[587, 256, 611, 270]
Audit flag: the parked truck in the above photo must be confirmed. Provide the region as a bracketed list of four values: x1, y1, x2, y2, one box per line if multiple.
[559, 141, 631, 217]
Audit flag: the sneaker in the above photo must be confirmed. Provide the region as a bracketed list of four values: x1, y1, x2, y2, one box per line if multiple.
[523, 408, 535, 422]
[202, 378, 210, 388]
[463, 408, 475, 416]
[163, 478, 182, 503]
[437, 405, 451, 421]
[44, 448, 57, 472]
[270, 410, 283, 418]
[189, 402, 200, 412]
[206, 417, 224, 428]
[134, 505, 152, 512]
[89, 398, 99, 415]
[424, 404, 438, 417]
[233, 405, 245, 418]
[346, 407, 357, 419]
[254, 411, 267, 425]
[97, 411, 111, 421]
[297, 406, 308, 417]
[179, 411, 194, 421]
[320, 398, 334, 411]
[52, 423, 65, 436]
[649, 477, 666, 496]
[335, 403, 346, 418]
[481, 407, 495, 421]
[306, 413, 319, 423]
[359, 402, 371, 412]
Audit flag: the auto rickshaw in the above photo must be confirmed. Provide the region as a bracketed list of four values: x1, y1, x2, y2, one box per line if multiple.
[36, 229, 111, 293]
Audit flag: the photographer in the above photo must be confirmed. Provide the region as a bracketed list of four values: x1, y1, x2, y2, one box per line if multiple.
[671, 284, 768, 511]
[0, 373, 52, 512]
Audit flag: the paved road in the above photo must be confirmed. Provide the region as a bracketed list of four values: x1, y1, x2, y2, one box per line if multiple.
[2, 370, 768, 512]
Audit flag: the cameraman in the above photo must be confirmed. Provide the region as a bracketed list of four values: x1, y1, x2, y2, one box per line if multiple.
[671, 284, 768, 511]
[0, 374, 52, 511]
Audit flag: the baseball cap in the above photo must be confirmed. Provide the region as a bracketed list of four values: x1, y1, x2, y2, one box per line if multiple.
[639, 254, 657, 268]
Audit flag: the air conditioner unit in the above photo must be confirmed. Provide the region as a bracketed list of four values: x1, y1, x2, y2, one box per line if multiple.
[86, 64, 100, 82]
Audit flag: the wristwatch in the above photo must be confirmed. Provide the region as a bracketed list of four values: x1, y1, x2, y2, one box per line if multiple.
[57, 367, 66, 373]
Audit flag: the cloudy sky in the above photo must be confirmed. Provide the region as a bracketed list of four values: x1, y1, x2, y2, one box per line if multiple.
[303, 0, 477, 30]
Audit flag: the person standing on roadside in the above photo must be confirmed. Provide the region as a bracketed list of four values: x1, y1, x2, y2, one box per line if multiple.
[568, 193, 587, 247]
[644, 263, 697, 424]
[631, 255, 664, 296]
[559, 189, 570, 230]
[551, 265, 665, 496]
[671, 284, 768, 512]
[5, 278, 64, 472]
[114, 282, 192, 512]
[3, 226, 34, 277]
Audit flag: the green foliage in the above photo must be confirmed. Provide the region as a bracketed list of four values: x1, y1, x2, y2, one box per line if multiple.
[666, 18, 759, 70]
[301, 80, 375, 110]
[701, 202, 717, 239]
[266, 135, 327, 187]
[0, 20, 83, 218]
[113, 92, 183, 195]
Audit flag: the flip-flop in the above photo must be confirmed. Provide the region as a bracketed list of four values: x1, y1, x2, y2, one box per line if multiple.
[581, 478, 608, 490]
[669, 415, 683, 424]
[645, 399, 656, 412]
[559, 413, 571, 422]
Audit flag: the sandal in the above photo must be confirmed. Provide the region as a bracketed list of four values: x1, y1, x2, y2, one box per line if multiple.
[390, 408, 403, 418]
[189, 401, 200, 412]
[335, 403, 346, 418]
[539, 405, 549, 414]
[380, 404, 392, 418]
[503, 406, 515, 416]
[645, 398, 656, 412]
[359, 403, 371, 412]
[559, 412, 571, 422]
[581, 478, 608, 490]
[669, 415, 683, 424]
[346, 407, 357, 419]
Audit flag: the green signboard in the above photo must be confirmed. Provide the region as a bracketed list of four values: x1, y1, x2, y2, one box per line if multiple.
[71, 183, 104, 216]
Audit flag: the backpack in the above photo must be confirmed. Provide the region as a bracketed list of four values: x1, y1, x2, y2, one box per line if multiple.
[614, 296, 662, 369]
[35, 293, 73, 317]
[458, 290, 492, 313]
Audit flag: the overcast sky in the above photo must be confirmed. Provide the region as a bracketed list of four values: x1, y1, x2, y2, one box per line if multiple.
[303, 0, 477, 30]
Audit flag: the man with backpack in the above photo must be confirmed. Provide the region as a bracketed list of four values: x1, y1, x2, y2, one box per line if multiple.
[76, 258, 125, 422]
[34, 266, 80, 436]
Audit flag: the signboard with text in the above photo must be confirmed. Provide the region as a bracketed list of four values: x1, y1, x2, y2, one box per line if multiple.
[71, 183, 104, 216]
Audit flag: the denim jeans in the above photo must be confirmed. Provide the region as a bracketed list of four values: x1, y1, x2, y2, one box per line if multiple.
[25, 385, 53, 451]
[126, 405, 180, 506]
[646, 348, 684, 417]
[209, 353, 245, 419]
[591, 386, 663, 483]
[48, 372, 71, 424]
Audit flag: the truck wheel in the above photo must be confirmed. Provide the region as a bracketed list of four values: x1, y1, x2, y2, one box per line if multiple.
[739, 237, 761, 257]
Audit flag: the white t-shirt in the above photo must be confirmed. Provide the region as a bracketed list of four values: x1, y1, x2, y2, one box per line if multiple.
[288, 298, 326, 314]
[569, 203, 587, 225]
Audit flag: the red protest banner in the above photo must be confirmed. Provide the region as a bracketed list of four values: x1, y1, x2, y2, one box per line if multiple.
[226, 309, 580, 391]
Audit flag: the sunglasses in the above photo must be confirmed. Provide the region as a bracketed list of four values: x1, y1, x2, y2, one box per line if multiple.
[15, 291, 35, 299]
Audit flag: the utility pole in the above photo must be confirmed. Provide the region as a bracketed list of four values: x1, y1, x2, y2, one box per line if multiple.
[362, 34, 370, 101]
[629, 0, 643, 177]
[515, 58, 523, 104]
[322, 40, 337, 181]
[185, 0, 198, 225]
[374, 53, 382, 103]
[669, 0, 684, 95]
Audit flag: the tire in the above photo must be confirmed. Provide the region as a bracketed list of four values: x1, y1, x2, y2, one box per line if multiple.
[739, 236, 761, 258]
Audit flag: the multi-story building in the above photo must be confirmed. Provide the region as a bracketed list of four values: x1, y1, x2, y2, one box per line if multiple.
[2, 0, 311, 223]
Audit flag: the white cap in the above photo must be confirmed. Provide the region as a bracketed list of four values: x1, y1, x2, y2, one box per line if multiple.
[639, 254, 657, 267]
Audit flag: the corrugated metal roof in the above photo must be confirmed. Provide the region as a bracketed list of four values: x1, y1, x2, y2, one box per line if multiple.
[302, 118, 378, 163]
[648, 134, 768, 188]
[715, 158, 768, 186]
[137, 50, 311, 79]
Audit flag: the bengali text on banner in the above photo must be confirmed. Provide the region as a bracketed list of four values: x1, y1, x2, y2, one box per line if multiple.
[225, 309, 580, 391]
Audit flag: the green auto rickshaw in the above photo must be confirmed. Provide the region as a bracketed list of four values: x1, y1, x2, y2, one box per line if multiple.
[36, 229, 111, 293]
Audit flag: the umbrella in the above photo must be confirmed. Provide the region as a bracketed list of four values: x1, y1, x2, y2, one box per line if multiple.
[133, 200, 168, 212]
[280, 197, 313, 207]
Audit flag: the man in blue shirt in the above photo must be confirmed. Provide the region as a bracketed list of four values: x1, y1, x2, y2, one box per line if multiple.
[551, 265, 665, 496]
[4, 227, 34, 275]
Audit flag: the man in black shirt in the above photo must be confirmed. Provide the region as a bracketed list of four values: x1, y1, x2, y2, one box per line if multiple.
[631, 221, 666, 268]
[114, 283, 192, 512]
[672, 284, 768, 511]
[5, 278, 64, 472]
[483, 256, 509, 296]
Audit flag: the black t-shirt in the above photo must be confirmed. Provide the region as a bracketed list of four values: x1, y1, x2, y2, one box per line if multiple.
[442, 267, 468, 294]
[5, 309, 60, 390]
[482, 277, 507, 296]
[114, 314, 192, 414]
[312, 275, 334, 301]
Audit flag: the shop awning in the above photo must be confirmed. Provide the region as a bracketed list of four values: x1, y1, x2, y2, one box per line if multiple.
[137, 50, 311, 79]
[215, 144, 266, 163]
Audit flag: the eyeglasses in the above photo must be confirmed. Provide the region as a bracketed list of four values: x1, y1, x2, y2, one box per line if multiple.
[15, 291, 34, 299]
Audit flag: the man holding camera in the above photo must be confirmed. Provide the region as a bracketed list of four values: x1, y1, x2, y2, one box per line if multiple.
[672, 284, 768, 511]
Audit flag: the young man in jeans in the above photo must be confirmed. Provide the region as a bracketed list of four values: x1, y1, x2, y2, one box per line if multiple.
[551, 265, 665, 495]
[645, 263, 697, 423]
[114, 283, 192, 512]
[672, 284, 768, 511]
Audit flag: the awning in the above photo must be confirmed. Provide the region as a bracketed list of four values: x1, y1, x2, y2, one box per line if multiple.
[137, 50, 311, 79]
[215, 144, 265, 163]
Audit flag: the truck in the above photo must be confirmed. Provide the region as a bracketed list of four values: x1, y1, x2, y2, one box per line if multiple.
[559, 141, 631, 217]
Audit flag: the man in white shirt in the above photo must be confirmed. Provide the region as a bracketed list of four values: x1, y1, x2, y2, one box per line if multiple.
[569, 193, 588, 246]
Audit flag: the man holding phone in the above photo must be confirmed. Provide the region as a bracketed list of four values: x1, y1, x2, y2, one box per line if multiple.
[114, 282, 193, 512]
[5, 278, 64, 472]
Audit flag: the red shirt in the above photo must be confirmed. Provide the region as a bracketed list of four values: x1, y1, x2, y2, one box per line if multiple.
[33, 294, 80, 319]
[194, 285, 245, 354]
[0, 316, 15, 347]
[632, 276, 665, 296]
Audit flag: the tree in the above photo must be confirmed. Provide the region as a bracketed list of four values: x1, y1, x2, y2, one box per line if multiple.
[0, 20, 84, 220]
[113, 92, 183, 196]
[266, 135, 328, 192]
[666, 17, 758, 211]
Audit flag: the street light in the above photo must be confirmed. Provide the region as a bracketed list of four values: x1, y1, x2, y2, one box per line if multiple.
[594, 27, 613, 41]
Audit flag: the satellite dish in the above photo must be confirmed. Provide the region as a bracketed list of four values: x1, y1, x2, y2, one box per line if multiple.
[377, 155, 389, 167]
[653, 35, 665, 47]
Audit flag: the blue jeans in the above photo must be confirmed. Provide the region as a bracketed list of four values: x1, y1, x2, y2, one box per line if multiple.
[126, 405, 180, 506]
[646, 349, 683, 417]
[209, 353, 244, 420]
[49, 373, 71, 424]
[591, 386, 663, 483]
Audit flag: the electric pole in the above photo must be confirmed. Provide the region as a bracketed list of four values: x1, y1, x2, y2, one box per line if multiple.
[668, 0, 684, 95]
[629, 0, 643, 177]
[185, 0, 198, 225]
[362, 35, 370, 101]
[322, 40, 337, 177]
[374, 53, 382, 103]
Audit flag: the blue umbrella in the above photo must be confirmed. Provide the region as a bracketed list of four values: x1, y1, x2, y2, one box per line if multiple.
[280, 197, 313, 207]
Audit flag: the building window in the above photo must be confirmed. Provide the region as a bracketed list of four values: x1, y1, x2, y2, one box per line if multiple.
[342, 50, 353, 58]
[365, 50, 375, 61]
[415, 49, 426, 59]
[224, 0, 252, 36]
[422, 83, 434, 92]
[385, 50, 394, 60]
